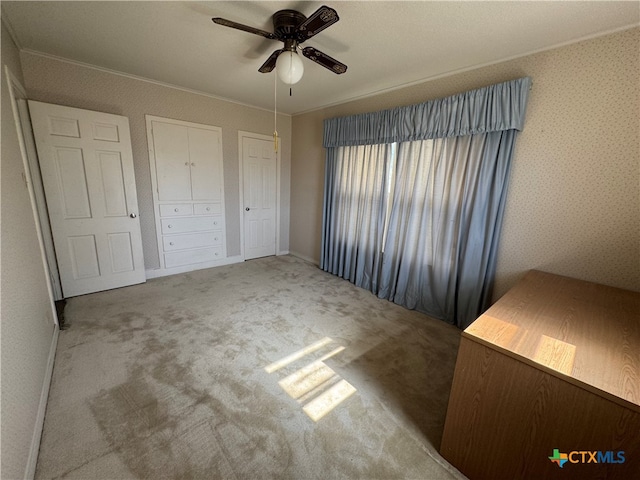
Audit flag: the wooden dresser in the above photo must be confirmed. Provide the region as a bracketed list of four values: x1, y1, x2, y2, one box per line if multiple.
[440, 270, 640, 479]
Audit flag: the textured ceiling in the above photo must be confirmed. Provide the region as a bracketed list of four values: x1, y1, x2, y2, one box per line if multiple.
[3, 1, 639, 114]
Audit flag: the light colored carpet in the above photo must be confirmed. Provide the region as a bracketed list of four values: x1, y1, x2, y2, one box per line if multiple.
[36, 255, 466, 479]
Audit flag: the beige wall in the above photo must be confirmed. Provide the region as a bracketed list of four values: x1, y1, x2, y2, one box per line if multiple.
[1, 22, 57, 478]
[20, 52, 292, 269]
[291, 27, 640, 300]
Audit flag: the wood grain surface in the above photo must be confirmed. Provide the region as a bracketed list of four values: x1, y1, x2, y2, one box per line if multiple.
[464, 270, 640, 410]
[441, 339, 640, 479]
[441, 270, 640, 479]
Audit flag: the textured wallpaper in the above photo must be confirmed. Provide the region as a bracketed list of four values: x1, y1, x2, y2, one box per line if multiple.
[16, 27, 640, 299]
[1, 24, 56, 479]
[291, 27, 640, 299]
[20, 53, 292, 269]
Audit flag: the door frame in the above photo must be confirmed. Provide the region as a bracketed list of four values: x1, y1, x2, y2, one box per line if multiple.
[5, 65, 60, 480]
[238, 131, 281, 261]
[4, 66, 63, 306]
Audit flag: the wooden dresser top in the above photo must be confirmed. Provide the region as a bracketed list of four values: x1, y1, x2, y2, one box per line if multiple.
[464, 270, 640, 411]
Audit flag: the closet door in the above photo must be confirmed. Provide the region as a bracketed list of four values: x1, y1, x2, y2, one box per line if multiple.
[151, 122, 191, 201]
[243, 135, 277, 260]
[189, 127, 222, 201]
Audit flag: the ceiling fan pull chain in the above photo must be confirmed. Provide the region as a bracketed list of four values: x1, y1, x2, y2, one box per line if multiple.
[273, 73, 279, 153]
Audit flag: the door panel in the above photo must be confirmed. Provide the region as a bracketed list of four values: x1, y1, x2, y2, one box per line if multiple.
[92, 122, 120, 142]
[68, 235, 100, 279]
[54, 147, 92, 218]
[49, 115, 80, 137]
[151, 121, 191, 201]
[107, 232, 135, 273]
[189, 127, 222, 201]
[99, 151, 128, 216]
[243, 137, 277, 260]
[29, 101, 146, 297]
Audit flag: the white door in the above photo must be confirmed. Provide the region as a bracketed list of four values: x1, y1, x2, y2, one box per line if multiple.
[151, 121, 192, 201]
[29, 101, 146, 297]
[189, 127, 223, 202]
[150, 121, 223, 202]
[243, 136, 277, 260]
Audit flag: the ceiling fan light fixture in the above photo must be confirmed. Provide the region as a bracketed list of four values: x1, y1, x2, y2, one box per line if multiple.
[276, 50, 304, 85]
[213, 6, 346, 80]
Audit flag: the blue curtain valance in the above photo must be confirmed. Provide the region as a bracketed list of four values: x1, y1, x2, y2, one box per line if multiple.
[323, 77, 532, 148]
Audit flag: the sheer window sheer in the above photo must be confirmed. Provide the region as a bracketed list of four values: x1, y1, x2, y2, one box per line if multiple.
[321, 143, 391, 290]
[378, 132, 517, 326]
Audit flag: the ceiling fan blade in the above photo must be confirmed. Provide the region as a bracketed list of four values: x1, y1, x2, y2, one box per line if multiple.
[212, 17, 276, 40]
[259, 49, 284, 73]
[302, 47, 347, 74]
[297, 5, 339, 40]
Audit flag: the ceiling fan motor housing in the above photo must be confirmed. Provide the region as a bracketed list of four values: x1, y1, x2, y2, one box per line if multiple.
[273, 10, 307, 43]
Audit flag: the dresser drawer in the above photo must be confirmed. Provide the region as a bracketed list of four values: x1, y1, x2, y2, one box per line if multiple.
[159, 204, 193, 217]
[160, 216, 222, 234]
[164, 246, 224, 268]
[194, 203, 222, 215]
[163, 232, 224, 252]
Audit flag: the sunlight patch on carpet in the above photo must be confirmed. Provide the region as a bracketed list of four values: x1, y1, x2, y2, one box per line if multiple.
[303, 379, 357, 422]
[266, 338, 357, 422]
[279, 361, 337, 399]
[264, 337, 333, 373]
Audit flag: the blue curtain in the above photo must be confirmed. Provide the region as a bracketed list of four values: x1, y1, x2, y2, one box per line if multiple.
[323, 77, 531, 147]
[321, 78, 531, 329]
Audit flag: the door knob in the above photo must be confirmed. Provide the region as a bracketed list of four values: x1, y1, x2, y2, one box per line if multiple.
[129, 213, 137, 218]
[245, 207, 250, 211]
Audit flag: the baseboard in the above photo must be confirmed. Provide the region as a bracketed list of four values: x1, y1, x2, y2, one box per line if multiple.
[145, 255, 244, 279]
[289, 251, 320, 266]
[277, 250, 290, 256]
[24, 324, 59, 480]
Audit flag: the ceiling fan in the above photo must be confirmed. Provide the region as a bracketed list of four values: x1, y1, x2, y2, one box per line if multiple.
[212, 5, 347, 85]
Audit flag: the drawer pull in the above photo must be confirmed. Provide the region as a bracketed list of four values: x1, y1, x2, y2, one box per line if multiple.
[174, 208, 179, 212]
[214, 237, 219, 241]
[168, 225, 172, 229]
[184, 162, 189, 166]
[206, 207, 210, 211]
[213, 221, 218, 226]
[169, 242, 174, 246]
